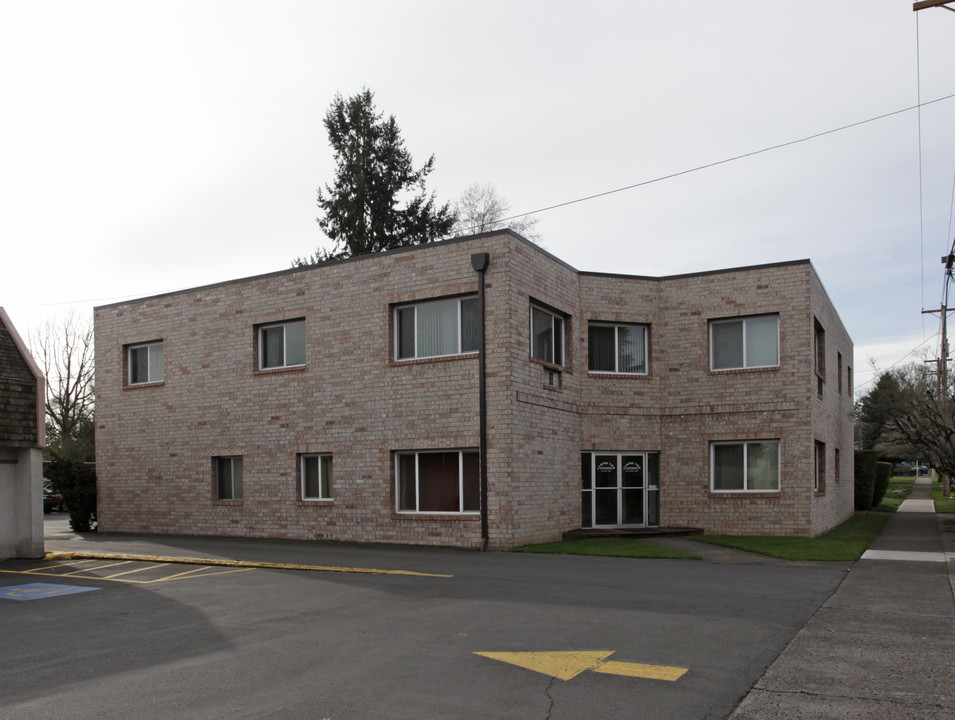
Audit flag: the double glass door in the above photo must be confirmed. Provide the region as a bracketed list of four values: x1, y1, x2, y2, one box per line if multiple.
[582, 452, 659, 528]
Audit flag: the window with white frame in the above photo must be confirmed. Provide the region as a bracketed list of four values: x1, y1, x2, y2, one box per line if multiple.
[396, 450, 479, 513]
[301, 454, 333, 500]
[395, 296, 479, 360]
[588, 323, 648, 374]
[258, 320, 305, 370]
[531, 305, 564, 366]
[711, 440, 779, 492]
[128, 341, 164, 385]
[710, 315, 779, 370]
[215, 456, 243, 500]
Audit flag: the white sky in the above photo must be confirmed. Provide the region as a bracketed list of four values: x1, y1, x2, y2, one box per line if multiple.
[2, 0, 954, 398]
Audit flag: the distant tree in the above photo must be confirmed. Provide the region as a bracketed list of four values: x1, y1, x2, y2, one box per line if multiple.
[856, 370, 902, 450]
[294, 89, 454, 265]
[878, 362, 955, 480]
[29, 312, 95, 461]
[451, 182, 542, 244]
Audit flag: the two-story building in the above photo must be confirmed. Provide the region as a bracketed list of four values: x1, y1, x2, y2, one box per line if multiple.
[93, 231, 854, 549]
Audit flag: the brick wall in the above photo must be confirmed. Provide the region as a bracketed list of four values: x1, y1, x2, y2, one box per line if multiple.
[95, 235, 853, 547]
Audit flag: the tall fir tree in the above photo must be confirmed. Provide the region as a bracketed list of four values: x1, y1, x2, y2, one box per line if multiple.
[296, 89, 454, 264]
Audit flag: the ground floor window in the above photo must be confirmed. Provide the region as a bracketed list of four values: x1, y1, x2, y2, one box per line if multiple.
[710, 440, 779, 492]
[396, 450, 479, 513]
[301, 454, 333, 500]
[814, 441, 826, 493]
[581, 452, 659, 528]
[215, 456, 243, 500]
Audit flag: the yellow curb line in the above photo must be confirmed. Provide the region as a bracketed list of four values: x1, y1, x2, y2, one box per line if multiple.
[44, 552, 453, 578]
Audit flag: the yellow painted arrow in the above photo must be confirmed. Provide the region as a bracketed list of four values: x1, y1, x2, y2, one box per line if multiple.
[474, 651, 687, 682]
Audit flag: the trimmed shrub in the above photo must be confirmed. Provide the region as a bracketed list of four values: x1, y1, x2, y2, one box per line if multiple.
[854, 450, 878, 510]
[45, 454, 97, 532]
[871, 461, 892, 509]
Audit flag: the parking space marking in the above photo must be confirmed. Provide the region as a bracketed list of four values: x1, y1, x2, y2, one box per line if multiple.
[474, 650, 689, 682]
[0, 562, 254, 585]
[45, 551, 454, 577]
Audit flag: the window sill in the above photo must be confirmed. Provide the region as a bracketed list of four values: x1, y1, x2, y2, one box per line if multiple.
[588, 371, 650, 379]
[393, 511, 481, 518]
[213, 499, 244, 504]
[254, 365, 306, 377]
[389, 353, 477, 368]
[708, 366, 779, 376]
[529, 357, 572, 374]
[300, 499, 333, 504]
[709, 490, 781, 497]
[124, 381, 164, 390]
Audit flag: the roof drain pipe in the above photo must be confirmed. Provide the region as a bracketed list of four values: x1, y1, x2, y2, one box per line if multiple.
[471, 252, 490, 551]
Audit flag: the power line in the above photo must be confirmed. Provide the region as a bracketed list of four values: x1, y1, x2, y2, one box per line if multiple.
[498, 92, 955, 226]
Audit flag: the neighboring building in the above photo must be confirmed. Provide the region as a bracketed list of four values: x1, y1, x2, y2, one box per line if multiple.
[0, 308, 45, 559]
[94, 232, 854, 549]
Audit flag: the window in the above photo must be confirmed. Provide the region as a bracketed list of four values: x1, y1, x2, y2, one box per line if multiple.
[710, 315, 778, 370]
[301, 454, 333, 500]
[396, 450, 479, 513]
[395, 297, 478, 360]
[259, 320, 305, 370]
[814, 318, 825, 397]
[847, 365, 852, 398]
[215, 456, 243, 500]
[589, 323, 648, 374]
[815, 441, 826, 493]
[531, 305, 564, 366]
[837, 352, 843, 394]
[711, 440, 779, 492]
[835, 448, 841, 483]
[128, 341, 164, 384]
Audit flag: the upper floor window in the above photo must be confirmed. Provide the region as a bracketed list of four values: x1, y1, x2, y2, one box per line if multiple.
[814, 318, 825, 397]
[531, 305, 564, 366]
[395, 297, 478, 360]
[711, 440, 780, 492]
[814, 441, 826, 493]
[710, 315, 778, 370]
[589, 323, 648, 374]
[128, 341, 164, 384]
[259, 320, 305, 370]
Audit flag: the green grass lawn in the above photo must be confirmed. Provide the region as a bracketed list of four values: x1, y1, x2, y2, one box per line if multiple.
[515, 537, 701, 560]
[688, 512, 891, 561]
[931, 478, 955, 513]
[874, 476, 916, 512]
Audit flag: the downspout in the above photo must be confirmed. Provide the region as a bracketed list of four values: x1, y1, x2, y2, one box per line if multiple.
[471, 252, 490, 551]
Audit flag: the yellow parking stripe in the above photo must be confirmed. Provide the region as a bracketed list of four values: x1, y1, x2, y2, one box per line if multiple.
[45, 551, 453, 577]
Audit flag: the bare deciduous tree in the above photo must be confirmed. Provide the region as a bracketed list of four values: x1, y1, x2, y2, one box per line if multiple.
[451, 182, 543, 244]
[29, 311, 95, 459]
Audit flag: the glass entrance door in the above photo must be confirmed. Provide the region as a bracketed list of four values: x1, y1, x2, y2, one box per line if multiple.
[582, 452, 659, 528]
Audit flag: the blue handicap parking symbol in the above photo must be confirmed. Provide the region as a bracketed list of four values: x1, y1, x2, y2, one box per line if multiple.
[0, 583, 101, 602]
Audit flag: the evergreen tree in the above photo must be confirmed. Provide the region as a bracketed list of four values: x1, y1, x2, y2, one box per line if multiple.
[296, 89, 454, 264]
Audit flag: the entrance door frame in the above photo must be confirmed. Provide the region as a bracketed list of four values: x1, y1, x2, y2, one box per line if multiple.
[582, 451, 659, 529]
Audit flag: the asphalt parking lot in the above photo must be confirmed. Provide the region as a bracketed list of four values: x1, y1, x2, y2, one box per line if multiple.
[0, 517, 846, 720]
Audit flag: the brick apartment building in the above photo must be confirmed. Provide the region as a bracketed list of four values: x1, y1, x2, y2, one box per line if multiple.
[94, 231, 854, 549]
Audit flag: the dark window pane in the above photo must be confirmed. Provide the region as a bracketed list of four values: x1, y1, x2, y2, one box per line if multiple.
[462, 452, 480, 511]
[398, 454, 416, 510]
[460, 298, 480, 353]
[588, 326, 615, 371]
[712, 321, 743, 370]
[262, 326, 284, 368]
[594, 489, 617, 525]
[418, 452, 460, 512]
[320, 455, 333, 498]
[130, 346, 149, 383]
[532, 307, 552, 362]
[621, 456, 644, 487]
[618, 326, 645, 374]
[621, 489, 644, 525]
[397, 307, 415, 359]
[303, 456, 319, 498]
[713, 444, 744, 490]
[581, 490, 592, 528]
[553, 316, 563, 366]
[594, 456, 617, 488]
[581, 453, 592, 490]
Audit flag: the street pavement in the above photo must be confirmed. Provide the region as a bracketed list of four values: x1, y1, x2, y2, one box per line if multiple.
[7, 483, 954, 719]
[728, 477, 955, 719]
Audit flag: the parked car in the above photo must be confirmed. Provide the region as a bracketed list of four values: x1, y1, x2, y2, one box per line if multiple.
[43, 488, 64, 513]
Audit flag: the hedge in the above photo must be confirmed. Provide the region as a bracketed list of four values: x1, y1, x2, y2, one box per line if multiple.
[854, 450, 879, 510]
[871, 461, 892, 509]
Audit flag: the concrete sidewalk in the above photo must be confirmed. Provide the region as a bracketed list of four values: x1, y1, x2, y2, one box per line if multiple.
[728, 478, 955, 719]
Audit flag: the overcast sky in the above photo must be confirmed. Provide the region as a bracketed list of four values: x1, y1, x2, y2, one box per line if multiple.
[3, 1, 954, 397]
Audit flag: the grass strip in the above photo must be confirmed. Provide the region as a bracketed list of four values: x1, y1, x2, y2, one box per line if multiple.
[515, 537, 700, 559]
[931, 479, 955, 513]
[688, 512, 891, 561]
[874, 476, 916, 512]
